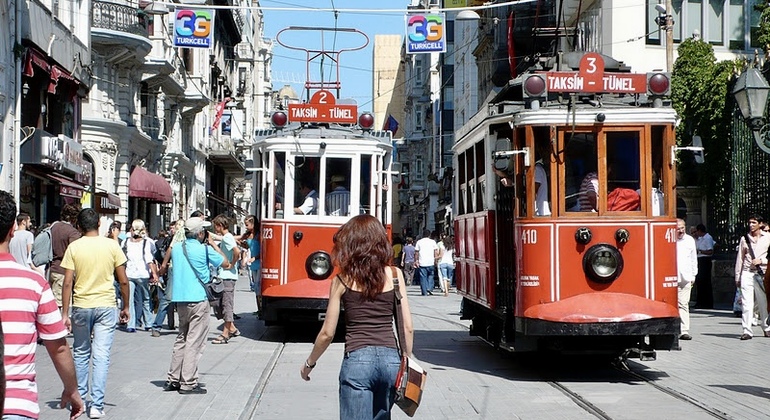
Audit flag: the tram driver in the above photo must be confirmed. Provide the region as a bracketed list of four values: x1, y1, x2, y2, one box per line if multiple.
[294, 179, 318, 215]
[325, 175, 350, 216]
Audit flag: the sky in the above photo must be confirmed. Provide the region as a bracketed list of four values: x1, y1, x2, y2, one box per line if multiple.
[262, 1, 411, 111]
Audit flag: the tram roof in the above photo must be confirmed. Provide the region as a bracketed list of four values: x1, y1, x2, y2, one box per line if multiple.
[253, 124, 393, 151]
[453, 100, 677, 152]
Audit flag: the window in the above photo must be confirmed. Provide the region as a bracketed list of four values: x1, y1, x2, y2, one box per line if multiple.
[293, 156, 320, 215]
[564, 132, 598, 213]
[647, 0, 758, 49]
[272, 152, 286, 219]
[325, 157, 352, 216]
[415, 156, 424, 181]
[414, 59, 423, 88]
[415, 109, 423, 131]
[605, 132, 641, 212]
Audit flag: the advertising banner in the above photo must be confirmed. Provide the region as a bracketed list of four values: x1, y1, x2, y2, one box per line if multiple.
[406, 13, 446, 54]
[174, 9, 215, 48]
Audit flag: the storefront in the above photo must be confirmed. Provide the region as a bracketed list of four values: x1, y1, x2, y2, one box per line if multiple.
[128, 166, 173, 237]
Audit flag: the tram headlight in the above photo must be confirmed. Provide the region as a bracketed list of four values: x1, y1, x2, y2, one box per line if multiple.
[582, 244, 624, 284]
[306, 251, 333, 280]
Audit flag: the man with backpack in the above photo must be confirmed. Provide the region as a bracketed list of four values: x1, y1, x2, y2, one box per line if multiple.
[48, 204, 82, 310]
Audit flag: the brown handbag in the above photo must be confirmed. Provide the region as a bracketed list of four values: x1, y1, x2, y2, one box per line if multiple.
[392, 267, 427, 417]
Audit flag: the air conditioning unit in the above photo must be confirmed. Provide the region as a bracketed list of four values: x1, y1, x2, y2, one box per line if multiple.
[235, 43, 254, 61]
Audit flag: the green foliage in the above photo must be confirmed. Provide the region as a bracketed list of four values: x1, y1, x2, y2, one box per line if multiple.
[755, 2, 770, 51]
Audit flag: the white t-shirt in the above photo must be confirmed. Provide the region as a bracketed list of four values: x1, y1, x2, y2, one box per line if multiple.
[696, 233, 715, 258]
[439, 246, 454, 265]
[534, 162, 551, 216]
[123, 239, 154, 279]
[415, 237, 438, 267]
[9, 229, 34, 266]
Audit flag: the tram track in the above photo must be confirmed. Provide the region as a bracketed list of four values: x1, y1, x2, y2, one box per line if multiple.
[237, 328, 286, 420]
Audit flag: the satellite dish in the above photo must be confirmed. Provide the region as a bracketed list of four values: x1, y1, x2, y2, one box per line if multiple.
[692, 135, 704, 164]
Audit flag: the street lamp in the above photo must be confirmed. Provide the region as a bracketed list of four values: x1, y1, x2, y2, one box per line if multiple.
[733, 66, 770, 153]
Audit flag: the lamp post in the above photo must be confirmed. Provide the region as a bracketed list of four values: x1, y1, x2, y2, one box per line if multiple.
[733, 66, 770, 153]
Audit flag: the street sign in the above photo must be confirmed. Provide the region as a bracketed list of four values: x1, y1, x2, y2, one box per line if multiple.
[288, 90, 358, 124]
[544, 52, 647, 94]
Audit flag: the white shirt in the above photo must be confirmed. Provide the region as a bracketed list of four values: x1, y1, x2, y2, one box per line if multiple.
[298, 189, 318, 215]
[414, 237, 438, 267]
[123, 238, 154, 278]
[534, 162, 551, 216]
[676, 233, 698, 285]
[696, 232, 715, 258]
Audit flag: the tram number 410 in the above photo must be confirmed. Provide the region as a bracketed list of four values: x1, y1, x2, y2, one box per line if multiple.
[521, 229, 537, 244]
[664, 227, 677, 243]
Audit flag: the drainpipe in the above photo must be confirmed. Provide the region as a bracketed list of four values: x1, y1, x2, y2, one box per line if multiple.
[13, 0, 22, 204]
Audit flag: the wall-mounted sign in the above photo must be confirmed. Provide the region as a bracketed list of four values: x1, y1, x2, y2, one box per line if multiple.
[406, 13, 446, 54]
[173, 9, 215, 49]
[544, 52, 647, 94]
[287, 90, 358, 124]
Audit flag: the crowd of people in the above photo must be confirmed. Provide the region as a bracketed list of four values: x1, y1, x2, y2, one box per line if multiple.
[0, 191, 264, 418]
[394, 230, 455, 297]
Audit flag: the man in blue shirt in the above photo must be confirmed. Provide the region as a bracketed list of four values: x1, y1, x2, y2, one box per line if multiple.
[163, 217, 230, 395]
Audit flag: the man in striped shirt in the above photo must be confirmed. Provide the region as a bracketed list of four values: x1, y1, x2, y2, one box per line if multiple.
[0, 190, 83, 419]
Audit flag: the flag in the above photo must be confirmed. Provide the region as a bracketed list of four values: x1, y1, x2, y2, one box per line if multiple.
[211, 97, 231, 131]
[383, 115, 399, 136]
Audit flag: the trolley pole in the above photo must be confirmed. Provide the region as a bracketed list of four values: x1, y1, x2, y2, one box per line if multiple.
[665, 0, 673, 72]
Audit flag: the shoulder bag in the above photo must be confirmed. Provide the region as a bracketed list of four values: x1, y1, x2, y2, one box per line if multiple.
[181, 242, 224, 304]
[744, 234, 764, 276]
[392, 266, 427, 417]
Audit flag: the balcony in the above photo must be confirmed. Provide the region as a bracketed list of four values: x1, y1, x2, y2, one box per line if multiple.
[91, 1, 152, 64]
[208, 137, 245, 174]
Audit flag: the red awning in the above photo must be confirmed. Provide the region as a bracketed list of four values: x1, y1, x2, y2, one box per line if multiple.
[129, 166, 173, 203]
[47, 173, 85, 199]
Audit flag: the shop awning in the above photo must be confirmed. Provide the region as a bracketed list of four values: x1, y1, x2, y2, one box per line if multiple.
[47, 173, 85, 198]
[129, 166, 173, 203]
[94, 192, 121, 214]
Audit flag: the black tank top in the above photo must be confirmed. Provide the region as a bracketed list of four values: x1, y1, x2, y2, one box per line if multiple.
[341, 279, 398, 353]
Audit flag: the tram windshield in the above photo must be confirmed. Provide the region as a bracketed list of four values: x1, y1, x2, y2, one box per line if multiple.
[265, 151, 383, 220]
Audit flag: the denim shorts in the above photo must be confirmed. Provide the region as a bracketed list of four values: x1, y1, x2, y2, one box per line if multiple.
[338, 346, 401, 420]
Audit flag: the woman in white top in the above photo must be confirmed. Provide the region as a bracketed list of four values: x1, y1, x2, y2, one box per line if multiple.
[438, 236, 455, 296]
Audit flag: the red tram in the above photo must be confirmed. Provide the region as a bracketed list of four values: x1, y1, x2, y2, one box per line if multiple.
[250, 28, 395, 325]
[454, 52, 680, 359]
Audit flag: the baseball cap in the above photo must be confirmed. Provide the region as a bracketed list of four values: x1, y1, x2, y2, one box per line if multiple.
[185, 217, 211, 231]
[331, 175, 345, 183]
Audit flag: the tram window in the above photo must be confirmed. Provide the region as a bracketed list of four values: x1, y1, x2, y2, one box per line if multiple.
[273, 152, 286, 219]
[458, 152, 466, 215]
[475, 142, 485, 211]
[606, 132, 641, 212]
[564, 133, 598, 212]
[465, 149, 474, 213]
[360, 155, 372, 214]
[650, 126, 666, 216]
[533, 127, 551, 217]
[515, 127, 526, 218]
[325, 157, 352, 216]
[293, 156, 319, 215]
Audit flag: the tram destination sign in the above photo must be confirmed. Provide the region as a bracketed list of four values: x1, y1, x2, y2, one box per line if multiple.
[288, 90, 358, 124]
[544, 52, 647, 94]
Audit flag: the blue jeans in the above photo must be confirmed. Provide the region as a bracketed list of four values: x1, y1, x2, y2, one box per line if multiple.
[71, 306, 118, 410]
[3, 415, 36, 420]
[418, 266, 435, 295]
[439, 263, 455, 287]
[152, 285, 172, 331]
[339, 346, 401, 420]
[129, 277, 153, 329]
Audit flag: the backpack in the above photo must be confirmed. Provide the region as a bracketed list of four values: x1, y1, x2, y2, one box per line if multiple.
[30, 222, 58, 267]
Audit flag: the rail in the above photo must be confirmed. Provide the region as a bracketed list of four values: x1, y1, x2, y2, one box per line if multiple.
[92, 1, 149, 38]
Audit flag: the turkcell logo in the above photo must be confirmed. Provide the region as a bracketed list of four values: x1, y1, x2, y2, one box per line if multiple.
[406, 13, 446, 54]
[174, 9, 215, 48]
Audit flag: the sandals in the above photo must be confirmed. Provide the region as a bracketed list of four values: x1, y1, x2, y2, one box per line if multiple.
[212, 335, 229, 344]
[230, 329, 241, 337]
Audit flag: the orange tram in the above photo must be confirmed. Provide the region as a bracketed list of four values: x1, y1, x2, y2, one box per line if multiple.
[250, 95, 394, 326]
[454, 52, 680, 360]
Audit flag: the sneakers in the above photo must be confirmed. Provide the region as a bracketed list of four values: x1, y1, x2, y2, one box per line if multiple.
[163, 381, 181, 392]
[88, 406, 105, 419]
[151, 330, 161, 337]
[740, 333, 753, 340]
[178, 385, 207, 395]
[126, 328, 136, 333]
[679, 333, 692, 340]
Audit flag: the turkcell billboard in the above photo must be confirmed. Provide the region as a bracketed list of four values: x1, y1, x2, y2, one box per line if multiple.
[174, 9, 215, 48]
[406, 13, 446, 54]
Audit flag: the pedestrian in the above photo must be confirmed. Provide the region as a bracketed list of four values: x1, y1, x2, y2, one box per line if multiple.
[438, 235, 455, 295]
[61, 208, 131, 418]
[163, 217, 230, 395]
[239, 215, 261, 314]
[734, 214, 770, 340]
[694, 224, 716, 309]
[49, 203, 82, 311]
[0, 190, 84, 419]
[151, 219, 184, 336]
[9, 212, 34, 269]
[400, 237, 415, 286]
[300, 214, 414, 420]
[121, 219, 159, 332]
[414, 229, 438, 296]
[675, 218, 697, 341]
[211, 214, 241, 344]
